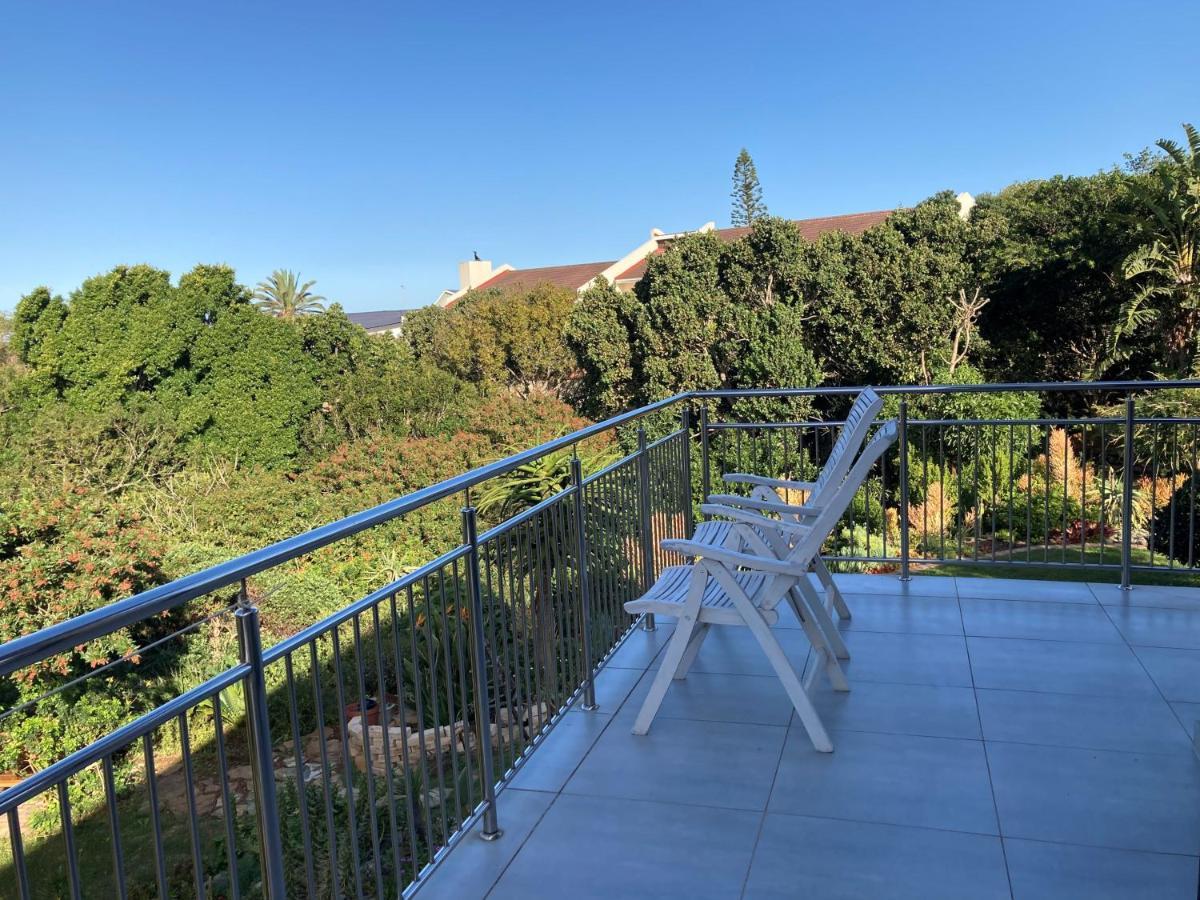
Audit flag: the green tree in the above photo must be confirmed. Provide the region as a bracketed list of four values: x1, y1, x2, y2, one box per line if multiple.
[567, 277, 646, 418]
[253, 269, 327, 319]
[411, 283, 579, 397]
[731, 148, 767, 226]
[1111, 123, 1200, 375]
[568, 219, 822, 421]
[11, 286, 66, 367]
[970, 171, 1141, 386]
[800, 193, 971, 387]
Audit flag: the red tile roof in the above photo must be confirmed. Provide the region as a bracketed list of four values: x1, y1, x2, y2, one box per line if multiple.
[614, 209, 894, 283]
[474, 260, 615, 294]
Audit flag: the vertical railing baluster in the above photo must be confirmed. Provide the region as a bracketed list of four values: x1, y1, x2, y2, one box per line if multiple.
[637, 426, 657, 631]
[7, 808, 30, 900]
[700, 403, 711, 515]
[571, 457, 600, 710]
[462, 506, 503, 840]
[681, 406, 695, 536]
[1121, 394, 1135, 591]
[898, 397, 911, 581]
[236, 580, 287, 899]
[101, 755, 128, 900]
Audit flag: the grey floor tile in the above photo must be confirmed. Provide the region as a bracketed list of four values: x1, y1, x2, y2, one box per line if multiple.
[770, 727, 998, 834]
[604, 623, 674, 670]
[572, 663, 643, 710]
[961, 597, 1123, 643]
[1135, 646, 1200, 702]
[624, 669, 796, 726]
[988, 741, 1200, 854]
[809, 679, 981, 740]
[1108, 605, 1200, 650]
[1004, 838, 1199, 900]
[744, 814, 1009, 900]
[831, 630, 973, 687]
[832, 592, 964, 635]
[976, 688, 1191, 754]
[564, 712, 787, 811]
[1091, 582, 1200, 611]
[688, 625, 813, 677]
[489, 793, 761, 899]
[1170, 701, 1200, 742]
[823, 573, 958, 597]
[968, 636, 1160, 698]
[508, 711, 613, 793]
[957, 576, 1099, 604]
[412, 787, 554, 899]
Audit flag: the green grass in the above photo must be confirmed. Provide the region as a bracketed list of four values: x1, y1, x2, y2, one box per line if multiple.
[914, 546, 1200, 588]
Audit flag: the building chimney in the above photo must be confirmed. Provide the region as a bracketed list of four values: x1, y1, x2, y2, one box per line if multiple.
[459, 258, 493, 291]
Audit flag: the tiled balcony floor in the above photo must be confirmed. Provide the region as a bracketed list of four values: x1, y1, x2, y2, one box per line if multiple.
[413, 575, 1200, 899]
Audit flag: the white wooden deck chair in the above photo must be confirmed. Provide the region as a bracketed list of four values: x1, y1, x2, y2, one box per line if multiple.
[692, 389, 884, 635]
[624, 422, 897, 752]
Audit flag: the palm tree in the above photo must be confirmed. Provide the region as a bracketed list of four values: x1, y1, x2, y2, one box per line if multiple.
[1111, 124, 1200, 375]
[253, 269, 326, 319]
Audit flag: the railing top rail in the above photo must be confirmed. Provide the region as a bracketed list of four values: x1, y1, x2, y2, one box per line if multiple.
[692, 378, 1200, 399]
[3, 377, 1198, 678]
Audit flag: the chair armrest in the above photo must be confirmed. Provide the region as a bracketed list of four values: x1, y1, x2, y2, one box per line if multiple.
[660, 540, 805, 576]
[699, 503, 811, 535]
[708, 493, 824, 518]
[722, 473, 817, 492]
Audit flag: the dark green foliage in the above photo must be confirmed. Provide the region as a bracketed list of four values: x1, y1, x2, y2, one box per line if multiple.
[971, 172, 1142, 385]
[801, 193, 972, 387]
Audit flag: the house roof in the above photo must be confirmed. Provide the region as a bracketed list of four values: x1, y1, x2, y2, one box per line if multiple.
[347, 310, 415, 330]
[473, 260, 615, 295]
[613, 209, 894, 283]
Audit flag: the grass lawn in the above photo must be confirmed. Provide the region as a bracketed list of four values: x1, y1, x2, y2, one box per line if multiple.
[913, 545, 1200, 588]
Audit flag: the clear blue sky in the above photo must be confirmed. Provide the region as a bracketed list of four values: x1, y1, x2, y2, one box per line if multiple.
[2, 1, 1197, 312]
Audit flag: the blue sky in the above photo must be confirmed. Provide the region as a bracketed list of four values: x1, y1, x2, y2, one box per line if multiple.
[2, 1, 1197, 312]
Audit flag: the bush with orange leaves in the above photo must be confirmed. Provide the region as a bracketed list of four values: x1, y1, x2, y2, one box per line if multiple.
[1011, 427, 1123, 542]
[907, 479, 956, 555]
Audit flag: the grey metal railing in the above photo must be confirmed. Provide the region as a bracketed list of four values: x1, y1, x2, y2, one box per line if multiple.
[2, 380, 1199, 898]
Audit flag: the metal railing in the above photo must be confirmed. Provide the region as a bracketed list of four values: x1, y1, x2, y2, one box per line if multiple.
[1, 380, 1198, 898]
[695, 382, 1200, 588]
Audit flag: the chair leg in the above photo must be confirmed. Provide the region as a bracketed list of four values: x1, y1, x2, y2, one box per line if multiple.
[740, 608, 833, 752]
[786, 587, 850, 692]
[673, 623, 710, 680]
[794, 579, 850, 661]
[813, 557, 851, 620]
[632, 613, 698, 735]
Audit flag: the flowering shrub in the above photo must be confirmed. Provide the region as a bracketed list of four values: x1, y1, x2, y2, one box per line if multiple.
[0, 489, 167, 691]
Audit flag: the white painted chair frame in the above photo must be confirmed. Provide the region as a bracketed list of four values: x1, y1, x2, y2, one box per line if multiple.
[694, 389, 885, 631]
[624, 422, 898, 752]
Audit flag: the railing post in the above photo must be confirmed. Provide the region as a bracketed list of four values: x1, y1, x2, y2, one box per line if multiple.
[680, 405, 695, 536]
[462, 506, 503, 839]
[1121, 393, 1135, 591]
[235, 581, 287, 899]
[898, 397, 912, 582]
[699, 403, 711, 517]
[637, 426, 656, 631]
[570, 457, 600, 711]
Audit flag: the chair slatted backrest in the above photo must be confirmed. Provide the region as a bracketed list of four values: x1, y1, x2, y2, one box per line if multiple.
[786, 421, 898, 569]
[807, 388, 884, 502]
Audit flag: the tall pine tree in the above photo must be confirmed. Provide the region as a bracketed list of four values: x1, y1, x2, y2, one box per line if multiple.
[731, 148, 767, 226]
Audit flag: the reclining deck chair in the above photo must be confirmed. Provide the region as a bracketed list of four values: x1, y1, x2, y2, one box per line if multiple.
[624, 421, 897, 752]
[698, 388, 884, 627]
[685, 389, 885, 662]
